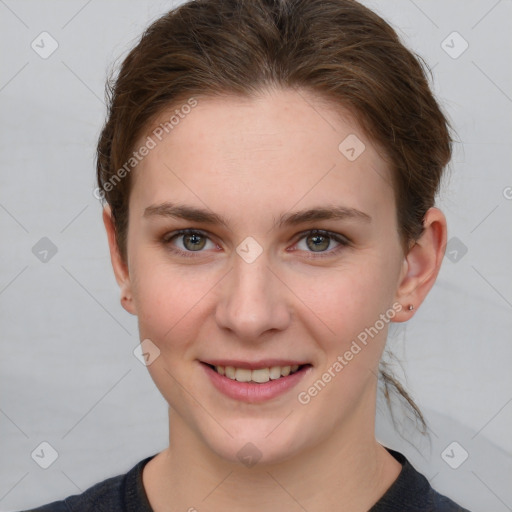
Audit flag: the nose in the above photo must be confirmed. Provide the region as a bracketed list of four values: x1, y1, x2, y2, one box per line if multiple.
[214, 249, 292, 342]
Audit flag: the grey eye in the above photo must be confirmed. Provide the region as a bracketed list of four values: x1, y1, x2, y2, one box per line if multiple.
[305, 233, 331, 252]
[182, 232, 207, 251]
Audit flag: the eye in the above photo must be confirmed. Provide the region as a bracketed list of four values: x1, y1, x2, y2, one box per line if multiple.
[292, 229, 349, 257]
[163, 229, 217, 257]
[162, 228, 350, 259]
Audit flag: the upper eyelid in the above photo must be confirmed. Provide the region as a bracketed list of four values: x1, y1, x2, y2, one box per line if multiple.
[293, 228, 350, 243]
[163, 228, 209, 240]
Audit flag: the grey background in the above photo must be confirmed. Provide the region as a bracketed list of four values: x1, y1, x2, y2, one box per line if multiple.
[1, 0, 511, 510]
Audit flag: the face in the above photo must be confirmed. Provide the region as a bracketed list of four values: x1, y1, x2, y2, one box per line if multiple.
[117, 88, 410, 465]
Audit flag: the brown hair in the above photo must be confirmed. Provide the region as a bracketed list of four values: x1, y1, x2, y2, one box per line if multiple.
[96, 0, 452, 431]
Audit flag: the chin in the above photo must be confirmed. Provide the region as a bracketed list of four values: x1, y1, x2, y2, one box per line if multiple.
[198, 418, 314, 468]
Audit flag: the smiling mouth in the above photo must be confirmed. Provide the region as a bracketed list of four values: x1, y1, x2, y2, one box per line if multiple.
[203, 363, 310, 384]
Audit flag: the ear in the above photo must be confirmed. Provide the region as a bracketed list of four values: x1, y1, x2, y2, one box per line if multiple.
[102, 206, 136, 315]
[392, 207, 447, 322]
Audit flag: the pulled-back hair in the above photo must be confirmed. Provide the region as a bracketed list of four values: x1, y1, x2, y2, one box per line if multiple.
[96, 0, 452, 432]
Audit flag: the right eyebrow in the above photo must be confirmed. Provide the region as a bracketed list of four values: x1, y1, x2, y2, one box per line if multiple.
[143, 202, 231, 229]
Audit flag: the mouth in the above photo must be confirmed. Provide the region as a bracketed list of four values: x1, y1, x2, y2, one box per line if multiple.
[199, 360, 312, 403]
[203, 362, 309, 384]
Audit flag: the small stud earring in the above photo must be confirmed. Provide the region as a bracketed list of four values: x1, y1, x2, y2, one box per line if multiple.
[408, 304, 414, 311]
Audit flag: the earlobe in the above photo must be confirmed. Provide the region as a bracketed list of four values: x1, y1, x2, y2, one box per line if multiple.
[392, 207, 447, 323]
[102, 206, 137, 315]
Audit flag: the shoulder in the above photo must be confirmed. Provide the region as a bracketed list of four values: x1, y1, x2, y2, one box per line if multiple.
[20, 472, 125, 512]
[371, 449, 471, 512]
[20, 455, 156, 512]
[431, 491, 472, 512]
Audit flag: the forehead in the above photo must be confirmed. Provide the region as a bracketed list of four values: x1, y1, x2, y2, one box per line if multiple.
[130, 88, 395, 228]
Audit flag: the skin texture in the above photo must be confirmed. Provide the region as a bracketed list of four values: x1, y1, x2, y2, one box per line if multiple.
[103, 87, 447, 511]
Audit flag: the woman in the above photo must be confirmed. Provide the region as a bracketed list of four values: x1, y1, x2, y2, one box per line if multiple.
[26, 0, 470, 510]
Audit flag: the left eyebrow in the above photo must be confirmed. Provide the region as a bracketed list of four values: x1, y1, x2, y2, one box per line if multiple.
[275, 205, 372, 228]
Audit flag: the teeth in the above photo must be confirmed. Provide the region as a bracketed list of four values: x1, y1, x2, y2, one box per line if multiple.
[252, 368, 270, 383]
[234, 368, 252, 382]
[269, 366, 281, 380]
[214, 364, 302, 383]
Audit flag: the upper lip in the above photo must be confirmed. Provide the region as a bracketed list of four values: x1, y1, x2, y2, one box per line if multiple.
[201, 359, 310, 370]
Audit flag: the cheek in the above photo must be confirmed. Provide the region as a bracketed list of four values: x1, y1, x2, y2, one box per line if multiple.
[288, 256, 397, 343]
[130, 256, 212, 347]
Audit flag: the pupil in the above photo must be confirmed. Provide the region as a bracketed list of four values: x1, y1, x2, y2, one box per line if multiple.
[307, 234, 329, 252]
[185, 233, 205, 251]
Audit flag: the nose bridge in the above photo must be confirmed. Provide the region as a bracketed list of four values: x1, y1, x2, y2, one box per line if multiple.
[215, 248, 290, 339]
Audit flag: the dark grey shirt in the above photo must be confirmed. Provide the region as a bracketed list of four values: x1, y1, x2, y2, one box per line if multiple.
[22, 449, 470, 511]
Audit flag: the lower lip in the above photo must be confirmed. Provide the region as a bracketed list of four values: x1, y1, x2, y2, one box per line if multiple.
[201, 363, 311, 403]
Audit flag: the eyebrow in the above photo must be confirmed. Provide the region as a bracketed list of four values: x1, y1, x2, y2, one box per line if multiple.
[143, 202, 372, 229]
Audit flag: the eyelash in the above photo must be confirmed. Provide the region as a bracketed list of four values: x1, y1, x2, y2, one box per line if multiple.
[161, 228, 350, 259]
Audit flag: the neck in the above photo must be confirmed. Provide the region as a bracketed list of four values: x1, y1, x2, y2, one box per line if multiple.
[143, 392, 402, 511]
